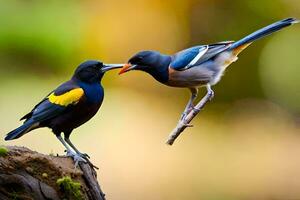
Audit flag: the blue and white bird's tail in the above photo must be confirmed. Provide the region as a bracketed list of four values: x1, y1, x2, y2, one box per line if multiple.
[228, 18, 299, 53]
[5, 119, 38, 140]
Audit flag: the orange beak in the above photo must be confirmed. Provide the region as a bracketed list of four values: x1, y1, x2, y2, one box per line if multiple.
[119, 63, 133, 75]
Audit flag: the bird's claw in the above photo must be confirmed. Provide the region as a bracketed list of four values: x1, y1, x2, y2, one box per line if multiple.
[65, 150, 90, 159]
[208, 90, 214, 101]
[180, 106, 194, 120]
[65, 150, 87, 168]
[65, 149, 99, 170]
[86, 160, 99, 170]
[180, 112, 188, 121]
[83, 153, 90, 159]
[73, 154, 87, 169]
[78, 152, 90, 159]
[192, 107, 200, 113]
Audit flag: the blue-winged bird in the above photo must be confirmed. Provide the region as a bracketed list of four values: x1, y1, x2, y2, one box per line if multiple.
[119, 18, 299, 143]
[5, 60, 123, 166]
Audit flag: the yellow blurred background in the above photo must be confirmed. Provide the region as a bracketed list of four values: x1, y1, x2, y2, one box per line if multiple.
[0, 0, 300, 199]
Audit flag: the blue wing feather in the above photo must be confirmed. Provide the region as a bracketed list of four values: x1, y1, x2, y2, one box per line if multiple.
[170, 42, 233, 71]
[170, 46, 206, 70]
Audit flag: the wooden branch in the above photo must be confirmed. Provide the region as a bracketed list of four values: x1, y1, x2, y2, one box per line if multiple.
[0, 146, 105, 200]
[78, 162, 105, 200]
[166, 91, 213, 145]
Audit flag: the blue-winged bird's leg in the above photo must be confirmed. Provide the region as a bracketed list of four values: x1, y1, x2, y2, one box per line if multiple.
[183, 84, 214, 117]
[65, 137, 90, 159]
[206, 84, 214, 101]
[180, 88, 199, 121]
[56, 135, 86, 168]
[179, 85, 214, 126]
[65, 136, 99, 170]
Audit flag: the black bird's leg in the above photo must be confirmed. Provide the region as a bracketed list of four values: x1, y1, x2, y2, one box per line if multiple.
[64, 136, 90, 160]
[56, 133, 74, 155]
[180, 88, 199, 120]
[64, 134, 99, 169]
[55, 133, 86, 168]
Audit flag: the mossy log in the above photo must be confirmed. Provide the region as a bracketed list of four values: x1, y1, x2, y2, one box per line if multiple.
[0, 146, 105, 200]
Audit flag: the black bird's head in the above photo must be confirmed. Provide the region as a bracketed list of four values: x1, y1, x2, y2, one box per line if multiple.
[73, 60, 124, 83]
[119, 51, 171, 83]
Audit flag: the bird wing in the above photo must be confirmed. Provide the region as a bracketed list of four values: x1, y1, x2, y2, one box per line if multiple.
[21, 81, 85, 122]
[170, 45, 208, 70]
[170, 41, 234, 71]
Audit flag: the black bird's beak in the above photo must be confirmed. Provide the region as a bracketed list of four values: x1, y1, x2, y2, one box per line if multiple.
[101, 64, 124, 73]
[118, 63, 137, 75]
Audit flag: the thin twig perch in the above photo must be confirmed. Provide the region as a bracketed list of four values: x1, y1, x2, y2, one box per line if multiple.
[166, 91, 213, 145]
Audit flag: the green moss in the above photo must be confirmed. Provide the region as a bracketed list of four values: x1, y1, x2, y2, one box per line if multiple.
[0, 146, 8, 157]
[10, 191, 18, 200]
[42, 172, 48, 178]
[56, 176, 83, 200]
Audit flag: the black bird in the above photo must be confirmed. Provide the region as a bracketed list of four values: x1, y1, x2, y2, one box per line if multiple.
[119, 18, 298, 126]
[5, 60, 123, 165]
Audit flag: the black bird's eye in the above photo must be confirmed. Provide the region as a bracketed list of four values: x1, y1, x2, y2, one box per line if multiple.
[130, 56, 143, 64]
[96, 63, 103, 68]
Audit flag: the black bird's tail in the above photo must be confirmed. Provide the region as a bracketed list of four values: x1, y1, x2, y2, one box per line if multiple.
[228, 18, 299, 51]
[5, 119, 37, 140]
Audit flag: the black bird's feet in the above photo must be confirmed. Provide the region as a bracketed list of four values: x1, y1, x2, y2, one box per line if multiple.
[65, 149, 87, 168]
[77, 152, 90, 160]
[77, 153, 99, 170]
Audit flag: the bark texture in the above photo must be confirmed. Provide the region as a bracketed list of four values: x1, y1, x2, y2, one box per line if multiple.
[0, 146, 105, 200]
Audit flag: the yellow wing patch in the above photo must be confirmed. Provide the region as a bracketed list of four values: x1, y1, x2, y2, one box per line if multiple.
[48, 88, 84, 106]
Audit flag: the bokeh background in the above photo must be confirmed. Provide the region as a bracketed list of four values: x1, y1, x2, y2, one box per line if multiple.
[1, 0, 300, 199]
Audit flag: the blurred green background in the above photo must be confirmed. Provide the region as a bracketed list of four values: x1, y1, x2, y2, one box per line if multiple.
[1, 0, 300, 199]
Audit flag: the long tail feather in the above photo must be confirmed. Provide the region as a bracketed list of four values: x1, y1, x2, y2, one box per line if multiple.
[228, 18, 299, 51]
[5, 119, 37, 140]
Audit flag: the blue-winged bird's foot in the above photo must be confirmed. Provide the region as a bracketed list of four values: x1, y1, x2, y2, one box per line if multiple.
[180, 105, 194, 120]
[181, 106, 201, 122]
[180, 110, 189, 121]
[208, 90, 214, 101]
[191, 106, 200, 113]
[206, 84, 214, 101]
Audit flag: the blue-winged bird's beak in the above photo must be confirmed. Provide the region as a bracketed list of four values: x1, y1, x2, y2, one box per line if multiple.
[119, 63, 137, 75]
[101, 64, 124, 73]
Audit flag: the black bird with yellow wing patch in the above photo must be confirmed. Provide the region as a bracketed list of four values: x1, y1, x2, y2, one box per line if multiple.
[5, 60, 123, 165]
